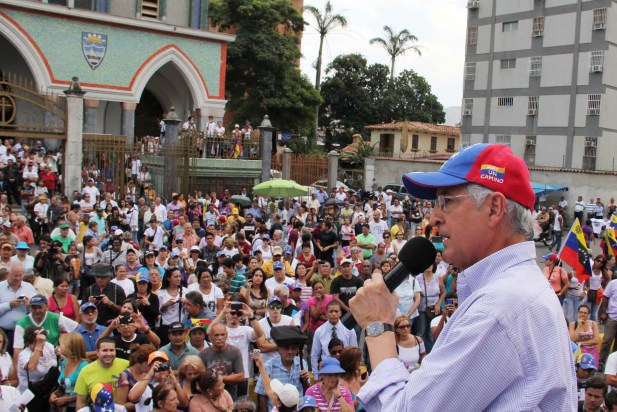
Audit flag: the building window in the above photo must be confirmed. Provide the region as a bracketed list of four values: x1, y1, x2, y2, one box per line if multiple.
[447, 138, 456, 151]
[496, 135, 511, 147]
[524, 136, 536, 166]
[74, 0, 95, 10]
[461, 134, 471, 148]
[590, 51, 604, 72]
[141, 0, 160, 19]
[47, 0, 67, 5]
[593, 8, 607, 30]
[502, 21, 519, 32]
[583, 137, 597, 170]
[532, 17, 545, 37]
[529, 56, 542, 77]
[463, 99, 474, 116]
[379, 134, 394, 154]
[430, 136, 437, 152]
[412, 134, 419, 150]
[587, 94, 601, 115]
[497, 97, 514, 107]
[528, 96, 539, 115]
[467, 26, 478, 45]
[500, 59, 516, 69]
[465, 62, 476, 80]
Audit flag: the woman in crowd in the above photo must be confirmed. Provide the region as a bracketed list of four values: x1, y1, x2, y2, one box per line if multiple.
[382, 233, 397, 256]
[117, 344, 156, 411]
[394, 315, 426, 373]
[257, 235, 273, 261]
[305, 358, 354, 412]
[294, 263, 313, 304]
[130, 355, 189, 411]
[392, 231, 407, 254]
[416, 263, 445, 354]
[242, 268, 268, 320]
[178, 355, 206, 403]
[563, 269, 586, 324]
[130, 272, 160, 328]
[81, 234, 103, 291]
[189, 368, 233, 412]
[188, 267, 224, 318]
[18, 326, 57, 411]
[340, 217, 355, 248]
[585, 254, 610, 321]
[151, 384, 181, 412]
[50, 332, 89, 412]
[107, 206, 124, 231]
[0, 329, 12, 385]
[48, 275, 79, 321]
[338, 346, 367, 411]
[380, 260, 392, 276]
[158, 267, 188, 345]
[569, 304, 600, 368]
[112, 264, 135, 297]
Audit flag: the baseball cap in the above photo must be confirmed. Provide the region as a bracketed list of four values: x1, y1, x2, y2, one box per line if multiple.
[232, 208, 239, 215]
[29, 294, 47, 306]
[159, 245, 168, 251]
[270, 379, 299, 408]
[284, 245, 293, 255]
[272, 246, 283, 256]
[291, 283, 303, 291]
[168, 321, 185, 334]
[340, 258, 353, 265]
[90, 383, 114, 412]
[114, 229, 123, 236]
[273, 261, 284, 270]
[169, 252, 179, 259]
[578, 353, 597, 370]
[189, 323, 206, 334]
[319, 357, 346, 375]
[263, 234, 270, 240]
[217, 250, 227, 257]
[136, 273, 150, 283]
[80, 302, 97, 312]
[402, 143, 535, 210]
[268, 296, 282, 305]
[147, 351, 169, 364]
[59, 223, 69, 230]
[543, 253, 558, 262]
[190, 246, 200, 252]
[298, 396, 318, 411]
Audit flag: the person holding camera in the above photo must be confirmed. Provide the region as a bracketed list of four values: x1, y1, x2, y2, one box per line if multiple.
[34, 239, 69, 280]
[431, 292, 458, 341]
[84, 264, 127, 326]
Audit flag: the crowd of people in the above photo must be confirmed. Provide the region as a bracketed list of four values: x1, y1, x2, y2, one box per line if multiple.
[0, 138, 616, 411]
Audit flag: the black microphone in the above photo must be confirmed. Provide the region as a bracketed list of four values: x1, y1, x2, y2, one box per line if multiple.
[342, 236, 437, 329]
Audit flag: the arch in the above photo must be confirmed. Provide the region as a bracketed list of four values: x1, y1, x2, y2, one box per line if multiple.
[131, 45, 210, 109]
[0, 12, 53, 91]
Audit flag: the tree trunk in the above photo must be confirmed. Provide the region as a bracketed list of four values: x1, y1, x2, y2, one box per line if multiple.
[312, 35, 325, 142]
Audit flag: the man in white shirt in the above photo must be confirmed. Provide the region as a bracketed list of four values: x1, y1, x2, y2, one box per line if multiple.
[205, 116, 216, 137]
[81, 179, 100, 202]
[258, 296, 295, 365]
[574, 195, 586, 224]
[78, 193, 96, 213]
[143, 219, 165, 251]
[369, 211, 389, 244]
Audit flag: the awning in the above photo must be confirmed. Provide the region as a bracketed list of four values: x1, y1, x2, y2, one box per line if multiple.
[531, 182, 568, 197]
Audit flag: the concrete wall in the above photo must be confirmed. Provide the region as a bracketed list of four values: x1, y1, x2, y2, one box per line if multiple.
[371, 157, 617, 208]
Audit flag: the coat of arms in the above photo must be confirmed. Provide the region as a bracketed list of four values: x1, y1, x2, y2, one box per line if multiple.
[82, 32, 108, 70]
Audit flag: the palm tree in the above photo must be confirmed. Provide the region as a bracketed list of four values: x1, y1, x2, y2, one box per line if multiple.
[304, 1, 347, 140]
[370, 26, 422, 81]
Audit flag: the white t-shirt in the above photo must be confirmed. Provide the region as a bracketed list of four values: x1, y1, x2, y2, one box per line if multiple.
[369, 220, 389, 244]
[0, 352, 11, 381]
[187, 283, 224, 315]
[226, 325, 255, 376]
[604, 350, 617, 393]
[258, 315, 294, 365]
[111, 278, 135, 296]
[430, 315, 451, 329]
[0, 385, 29, 412]
[264, 276, 294, 296]
[17, 342, 57, 393]
[157, 287, 188, 325]
[81, 185, 100, 200]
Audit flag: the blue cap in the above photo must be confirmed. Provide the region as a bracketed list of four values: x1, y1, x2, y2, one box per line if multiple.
[578, 353, 597, 370]
[81, 302, 97, 311]
[159, 245, 168, 251]
[291, 283, 303, 290]
[136, 273, 150, 283]
[298, 396, 318, 410]
[217, 250, 227, 257]
[268, 296, 282, 305]
[284, 245, 293, 255]
[319, 357, 346, 375]
[273, 261, 284, 270]
[29, 294, 47, 306]
[169, 252, 179, 259]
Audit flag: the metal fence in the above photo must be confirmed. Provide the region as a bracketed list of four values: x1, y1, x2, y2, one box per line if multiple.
[271, 153, 329, 186]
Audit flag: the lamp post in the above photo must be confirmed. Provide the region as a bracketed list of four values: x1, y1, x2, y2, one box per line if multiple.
[63, 76, 85, 197]
[259, 115, 275, 182]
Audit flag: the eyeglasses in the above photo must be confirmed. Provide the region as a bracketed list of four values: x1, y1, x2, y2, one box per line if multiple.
[436, 194, 472, 211]
[383, 236, 390, 239]
[595, 259, 605, 263]
[229, 311, 242, 316]
[579, 310, 590, 315]
[268, 304, 282, 310]
[396, 324, 411, 329]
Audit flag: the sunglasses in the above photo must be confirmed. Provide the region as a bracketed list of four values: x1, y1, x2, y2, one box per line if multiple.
[268, 304, 282, 310]
[396, 324, 411, 329]
[330, 349, 342, 355]
[230, 311, 242, 316]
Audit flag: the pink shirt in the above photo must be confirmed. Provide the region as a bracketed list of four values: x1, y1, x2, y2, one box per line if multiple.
[308, 294, 333, 332]
[305, 383, 353, 412]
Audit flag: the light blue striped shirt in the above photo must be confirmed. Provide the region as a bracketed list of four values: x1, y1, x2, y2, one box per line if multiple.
[0, 280, 37, 330]
[358, 241, 577, 411]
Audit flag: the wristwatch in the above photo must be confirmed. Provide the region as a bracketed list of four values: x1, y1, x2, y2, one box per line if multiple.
[365, 322, 394, 337]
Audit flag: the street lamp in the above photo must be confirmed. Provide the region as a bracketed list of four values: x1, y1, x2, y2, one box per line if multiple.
[259, 115, 275, 182]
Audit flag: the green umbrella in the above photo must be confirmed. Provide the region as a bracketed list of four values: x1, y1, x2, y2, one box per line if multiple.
[229, 195, 252, 207]
[252, 179, 308, 198]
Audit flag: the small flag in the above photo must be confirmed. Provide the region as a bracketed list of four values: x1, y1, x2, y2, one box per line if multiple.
[557, 219, 593, 282]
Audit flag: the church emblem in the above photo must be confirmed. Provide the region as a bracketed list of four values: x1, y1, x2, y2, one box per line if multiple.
[82, 32, 108, 70]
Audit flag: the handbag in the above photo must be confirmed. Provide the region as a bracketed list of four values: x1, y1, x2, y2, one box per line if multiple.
[26, 358, 60, 398]
[423, 276, 437, 322]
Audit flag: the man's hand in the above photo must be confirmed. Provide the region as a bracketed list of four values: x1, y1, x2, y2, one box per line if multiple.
[300, 369, 310, 381]
[349, 271, 397, 329]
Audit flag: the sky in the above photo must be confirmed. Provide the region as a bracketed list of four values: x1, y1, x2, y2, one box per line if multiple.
[299, 0, 468, 110]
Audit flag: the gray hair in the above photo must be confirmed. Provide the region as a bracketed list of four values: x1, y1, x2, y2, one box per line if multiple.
[274, 284, 289, 297]
[465, 184, 534, 240]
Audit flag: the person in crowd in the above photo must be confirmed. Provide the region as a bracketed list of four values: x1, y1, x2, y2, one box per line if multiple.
[158, 267, 188, 345]
[265, 261, 294, 295]
[587, 254, 609, 322]
[183, 290, 216, 322]
[84, 263, 127, 326]
[338, 346, 367, 410]
[330, 258, 364, 316]
[414, 263, 445, 354]
[431, 292, 458, 341]
[0, 261, 36, 352]
[188, 267, 224, 317]
[257, 295, 296, 366]
[393, 315, 425, 374]
[305, 358, 354, 412]
[262, 246, 293, 279]
[200, 323, 245, 400]
[75, 302, 106, 361]
[189, 368, 234, 412]
[311, 301, 357, 380]
[128, 272, 160, 328]
[542, 253, 570, 305]
[579, 376, 607, 412]
[350, 144, 576, 410]
[48, 275, 80, 321]
[311, 261, 335, 294]
[571, 304, 600, 370]
[576, 353, 598, 401]
[116, 344, 156, 410]
[187, 323, 209, 353]
[160, 321, 199, 371]
[50, 332, 90, 411]
[242, 268, 269, 320]
[177, 355, 206, 400]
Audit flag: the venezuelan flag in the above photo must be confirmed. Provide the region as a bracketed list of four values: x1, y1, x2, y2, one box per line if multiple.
[234, 138, 243, 159]
[610, 214, 617, 230]
[557, 219, 593, 283]
[480, 164, 505, 179]
[603, 228, 617, 257]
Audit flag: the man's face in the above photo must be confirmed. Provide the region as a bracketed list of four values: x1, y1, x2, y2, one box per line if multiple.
[30, 304, 47, 323]
[577, 366, 593, 380]
[210, 325, 227, 349]
[1, 245, 12, 258]
[189, 329, 206, 348]
[169, 330, 186, 347]
[430, 185, 487, 270]
[273, 267, 285, 280]
[184, 300, 201, 317]
[585, 387, 605, 411]
[319, 262, 332, 277]
[361, 261, 372, 275]
[278, 345, 299, 364]
[362, 226, 369, 235]
[340, 263, 352, 277]
[97, 342, 116, 367]
[95, 276, 109, 289]
[327, 305, 341, 324]
[81, 308, 98, 326]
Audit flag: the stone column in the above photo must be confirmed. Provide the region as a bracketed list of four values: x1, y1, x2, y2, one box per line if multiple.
[327, 150, 339, 194]
[364, 157, 375, 192]
[122, 102, 136, 148]
[282, 148, 292, 180]
[84, 99, 99, 134]
[259, 115, 274, 183]
[63, 76, 85, 198]
[163, 106, 182, 199]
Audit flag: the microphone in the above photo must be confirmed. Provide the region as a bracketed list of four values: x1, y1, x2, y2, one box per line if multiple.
[342, 236, 437, 329]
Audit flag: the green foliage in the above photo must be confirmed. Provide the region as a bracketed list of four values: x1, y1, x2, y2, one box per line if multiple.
[209, 0, 322, 133]
[320, 54, 445, 137]
[340, 139, 377, 166]
[370, 26, 422, 81]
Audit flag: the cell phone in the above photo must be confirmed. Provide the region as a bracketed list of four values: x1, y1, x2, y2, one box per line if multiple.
[361, 371, 368, 380]
[17, 296, 25, 300]
[231, 302, 242, 311]
[445, 298, 454, 306]
[95, 295, 104, 301]
[156, 362, 170, 372]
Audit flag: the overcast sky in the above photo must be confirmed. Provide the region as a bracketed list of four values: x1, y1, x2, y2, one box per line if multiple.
[299, 0, 468, 110]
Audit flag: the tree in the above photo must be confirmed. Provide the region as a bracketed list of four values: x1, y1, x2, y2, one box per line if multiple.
[304, 1, 348, 140]
[370, 26, 422, 81]
[209, 0, 321, 133]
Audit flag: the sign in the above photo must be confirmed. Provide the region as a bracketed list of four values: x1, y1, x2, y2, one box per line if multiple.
[82, 32, 108, 70]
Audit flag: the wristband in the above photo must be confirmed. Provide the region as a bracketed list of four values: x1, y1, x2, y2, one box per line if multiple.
[249, 316, 256, 322]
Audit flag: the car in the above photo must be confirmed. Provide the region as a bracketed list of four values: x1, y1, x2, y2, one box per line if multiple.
[381, 183, 414, 202]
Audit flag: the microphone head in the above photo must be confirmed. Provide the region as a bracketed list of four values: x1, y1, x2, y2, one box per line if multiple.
[398, 236, 437, 276]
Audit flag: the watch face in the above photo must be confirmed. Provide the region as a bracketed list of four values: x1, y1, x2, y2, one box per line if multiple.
[366, 322, 384, 336]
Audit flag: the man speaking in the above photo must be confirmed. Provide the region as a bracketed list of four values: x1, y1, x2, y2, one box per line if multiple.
[350, 144, 577, 410]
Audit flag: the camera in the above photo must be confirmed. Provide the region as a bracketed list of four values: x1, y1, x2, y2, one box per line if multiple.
[156, 362, 170, 372]
[445, 298, 454, 306]
[95, 295, 104, 301]
[231, 302, 242, 311]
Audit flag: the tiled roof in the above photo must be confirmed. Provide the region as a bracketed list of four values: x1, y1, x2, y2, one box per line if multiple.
[365, 121, 460, 136]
